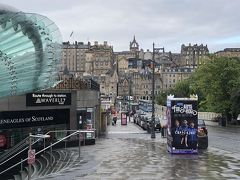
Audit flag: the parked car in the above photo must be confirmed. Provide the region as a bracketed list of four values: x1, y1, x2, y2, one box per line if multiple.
[133, 113, 138, 124]
[198, 119, 208, 149]
[139, 114, 147, 129]
[145, 117, 161, 133]
[133, 110, 141, 123]
[155, 117, 161, 131]
[136, 112, 146, 126]
[142, 115, 151, 130]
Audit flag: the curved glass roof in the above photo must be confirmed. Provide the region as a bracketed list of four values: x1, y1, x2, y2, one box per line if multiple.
[0, 4, 62, 98]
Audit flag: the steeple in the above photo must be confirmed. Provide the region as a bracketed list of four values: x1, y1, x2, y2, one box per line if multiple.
[130, 35, 139, 52]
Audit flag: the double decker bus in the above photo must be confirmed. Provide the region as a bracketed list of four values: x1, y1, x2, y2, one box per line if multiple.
[139, 99, 152, 112]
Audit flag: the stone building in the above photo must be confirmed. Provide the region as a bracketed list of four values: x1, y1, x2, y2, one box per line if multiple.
[118, 68, 162, 101]
[60, 38, 209, 103]
[180, 43, 209, 67]
[117, 55, 129, 73]
[99, 67, 118, 98]
[115, 36, 141, 74]
[83, 41, 116, 101]
[215, 48, 240, 57]
[85, 41, 114, 78]
[60, 41, 90, 76]
[160, 67, 194, 91]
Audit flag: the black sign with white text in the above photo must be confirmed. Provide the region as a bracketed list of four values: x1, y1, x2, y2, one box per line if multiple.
[0, 109, 70, 129]
[26, 93, 71, 106]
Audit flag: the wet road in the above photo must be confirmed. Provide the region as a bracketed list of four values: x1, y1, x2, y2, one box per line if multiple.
[40, 121, 240, 180]
[208, 125, 240, 154]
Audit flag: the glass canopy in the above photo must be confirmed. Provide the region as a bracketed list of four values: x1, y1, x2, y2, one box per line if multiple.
[0, 4, 62, 98]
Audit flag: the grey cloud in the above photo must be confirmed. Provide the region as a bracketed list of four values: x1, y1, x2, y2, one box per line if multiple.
[1, 0, 240, 52]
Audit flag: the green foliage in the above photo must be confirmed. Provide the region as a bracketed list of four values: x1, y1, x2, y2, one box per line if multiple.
[173, 80, 191, 97]
[156, 91, 168, 106]
[157, 55, 240, 118]
[193, 56, 240, 116]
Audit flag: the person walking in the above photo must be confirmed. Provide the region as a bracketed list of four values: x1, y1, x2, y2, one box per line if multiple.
[112, 111, 117, 125]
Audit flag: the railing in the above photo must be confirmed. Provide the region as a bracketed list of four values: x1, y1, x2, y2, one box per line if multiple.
[0, 129, 95, 177]
[0, 136, 41, 166]
[198, 112, 221, 121]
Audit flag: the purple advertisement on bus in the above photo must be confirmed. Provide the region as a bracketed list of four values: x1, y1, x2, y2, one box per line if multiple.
[167, 98, 198, 154]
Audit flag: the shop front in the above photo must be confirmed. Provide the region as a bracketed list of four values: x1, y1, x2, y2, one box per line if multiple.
[0, 91, 74, 151]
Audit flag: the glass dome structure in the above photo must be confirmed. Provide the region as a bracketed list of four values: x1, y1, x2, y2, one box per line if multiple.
[0, 4, 62, 98]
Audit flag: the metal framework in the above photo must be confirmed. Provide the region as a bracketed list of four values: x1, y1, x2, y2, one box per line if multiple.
[0, 4, 62, 98]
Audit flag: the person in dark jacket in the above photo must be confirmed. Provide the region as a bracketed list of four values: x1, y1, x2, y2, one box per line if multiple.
[172, 120, 182, 149]
[186, 121, 198, 149]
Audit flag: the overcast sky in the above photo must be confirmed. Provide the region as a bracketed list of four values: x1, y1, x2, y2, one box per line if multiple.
[1, 0, 240, 52]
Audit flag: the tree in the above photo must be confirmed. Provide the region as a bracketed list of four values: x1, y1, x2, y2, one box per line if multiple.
[157, 55, 240, 120]
[156, 80, 191, 106]
[172, 79, 191, 98]
[190, 56, 240, 120]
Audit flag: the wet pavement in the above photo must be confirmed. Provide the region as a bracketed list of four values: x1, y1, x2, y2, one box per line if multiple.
[40, 119, 240, 180]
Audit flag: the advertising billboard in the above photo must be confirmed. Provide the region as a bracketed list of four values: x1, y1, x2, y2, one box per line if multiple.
[167, 96, 198, 154]
[0, 109, 70, 129]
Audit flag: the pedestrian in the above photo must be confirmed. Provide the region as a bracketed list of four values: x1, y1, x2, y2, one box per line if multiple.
[113, 111, 117, 126]
[161, 124, 165, 137]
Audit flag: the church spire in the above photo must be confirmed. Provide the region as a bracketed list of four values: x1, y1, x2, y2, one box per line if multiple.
[130, 35, 139, 52]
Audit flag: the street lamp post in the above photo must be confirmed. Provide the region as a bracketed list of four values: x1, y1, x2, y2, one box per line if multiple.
[151, 43, 156, 139]
[126, 72, 132, 122]
[151, 43, 165, 139]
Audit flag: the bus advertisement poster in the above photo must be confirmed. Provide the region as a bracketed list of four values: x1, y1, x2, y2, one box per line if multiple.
[167, 97, 198, 154]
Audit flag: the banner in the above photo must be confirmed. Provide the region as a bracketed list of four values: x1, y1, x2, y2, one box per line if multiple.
[167, 99, 198, 154]
[26, 93, 71, 106]
[0, 109, 70, 129]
